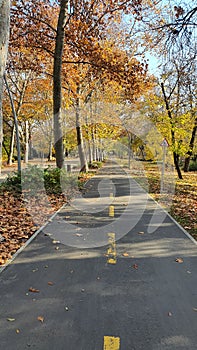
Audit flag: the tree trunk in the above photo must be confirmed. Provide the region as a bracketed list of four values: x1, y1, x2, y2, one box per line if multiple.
[0, 0, 10, 173]
[173, 152, 183, 179]
[183, 117, 197, 172]
[24, 120, 29, 163]
[2, 139, 9, 160]
[88, 139, 92, 164]
[48, 140, 53, 161]
[75, 91, 88, 172]
[8, 124, 15, 165]
[4, 74, 21, 173]
[53, 0, 68, 169]
[92, 126, 96, 161]
[161, 82, 183, 179]
[85, 111, 92, 165]
[29, 128, 33, 160]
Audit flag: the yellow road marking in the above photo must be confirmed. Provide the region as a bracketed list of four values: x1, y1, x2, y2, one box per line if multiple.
[103, 336, 120, 350]
[109, 205, 114, 217]
[107, 233, 117, 264]
[110, 192, 114, 199]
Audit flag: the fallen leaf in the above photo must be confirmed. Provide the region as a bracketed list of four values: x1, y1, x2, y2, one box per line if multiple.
[55, 246, 59, 250]
[52, 240, 60, 244]
[16, 329, 20, 334]
[7, 318, 15, 322]
[75, 233, 83, 237]
[168, 312, 172, 317]
[122, 252, 129, 257]
[65, 306, 69, 311]
[29, 287, 40, 293]
[138, 231, 144, 235]
[47, 281, 54, 286]
[175, 258, 183, 263]
[133, 264, 138, 269]
[37, 316, 44, 323]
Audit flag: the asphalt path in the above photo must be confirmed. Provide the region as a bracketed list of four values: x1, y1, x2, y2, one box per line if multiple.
[0, 162, 197, 349]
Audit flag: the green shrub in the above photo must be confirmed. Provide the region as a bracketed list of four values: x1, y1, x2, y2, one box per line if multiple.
[1, 171, 22, 193]
[44, 167, 78, 194]
[0, 165, 79, 196]
[88, 160, 103, 169]
[189, 160, 197, 171]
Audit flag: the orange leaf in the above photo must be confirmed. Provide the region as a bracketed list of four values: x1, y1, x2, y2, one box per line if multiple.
[29, 287, 40, 293]
[122, 252, 129, 257]
[37, 316, 44, 323]
[175, 258, 183, 263]
[47, 281, 54, 286]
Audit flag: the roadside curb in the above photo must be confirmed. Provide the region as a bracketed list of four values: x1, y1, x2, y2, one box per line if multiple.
[128, 169, 197, 246]
[0, 203, 67, 274]
[0, 166, 102, 274]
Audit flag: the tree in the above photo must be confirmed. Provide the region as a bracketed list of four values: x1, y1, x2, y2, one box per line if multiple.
[53, 0, 68, 169]
[0, 0, 10, 173]
[10, 0, 150, 169]
[4, 74, 21, 172]
[153, 3, 197, 56]
[132, 1, 197, 176]
[136, 1, 197, 57]
[161, 81, 183, 179]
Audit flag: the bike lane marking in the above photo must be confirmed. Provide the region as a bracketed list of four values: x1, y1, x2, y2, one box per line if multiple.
[103, 336, 120, 350]
[107, 233, 117, 264]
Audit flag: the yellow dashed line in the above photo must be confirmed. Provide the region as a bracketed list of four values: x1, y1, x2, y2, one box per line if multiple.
[107, 233, 117, 264]
[109, 205, 114, 217]
[103, 336, 120, 350]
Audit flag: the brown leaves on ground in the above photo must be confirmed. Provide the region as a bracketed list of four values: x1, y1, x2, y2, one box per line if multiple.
[170, 175, 197, 239]
[131, 165, 197, 240]
[0, 190, 66, 266]
[0, 192, 37, 265]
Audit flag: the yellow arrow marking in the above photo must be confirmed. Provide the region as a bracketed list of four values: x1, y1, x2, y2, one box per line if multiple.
[109, 205, 114, 217]
[107, 233, 117, 264]
[103, 336, 120, 350]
